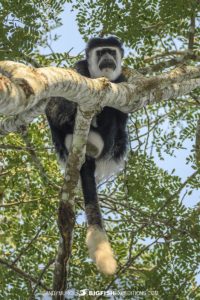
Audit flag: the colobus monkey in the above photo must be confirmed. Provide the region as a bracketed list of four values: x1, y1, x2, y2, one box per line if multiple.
[45, 37, 128, 275]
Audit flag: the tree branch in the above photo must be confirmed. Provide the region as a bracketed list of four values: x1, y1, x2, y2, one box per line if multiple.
[196, 117, 200, 167]
[12, 221, 48, 265]
[21, 130, 60, 189]
[0, 98, 48, 135]
[0, 61, 200, 116]
[52, 106, 95, 298]
[0, 258, 52, 291]
[96, 237, 160, 300]
[139, 52, 200, 75]
[29, 258, 55, 299]
[188, 14, 196, 50]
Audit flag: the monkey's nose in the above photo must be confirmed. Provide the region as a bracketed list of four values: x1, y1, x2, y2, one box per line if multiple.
[99, 59, 116, 70]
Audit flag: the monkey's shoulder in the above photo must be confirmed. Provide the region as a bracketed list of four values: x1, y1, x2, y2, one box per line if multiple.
[75, 60, 90, 77]
[45, 97, 76, 126]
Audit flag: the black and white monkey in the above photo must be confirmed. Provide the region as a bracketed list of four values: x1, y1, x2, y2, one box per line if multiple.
[45, 37, 128, 275]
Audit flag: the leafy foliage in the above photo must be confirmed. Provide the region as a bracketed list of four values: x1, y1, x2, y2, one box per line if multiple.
[0, 0, 65, 63]
[0, 0, 200, 299]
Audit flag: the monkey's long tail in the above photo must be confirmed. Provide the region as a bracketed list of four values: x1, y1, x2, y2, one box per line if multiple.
[80, 158, 117, 275]
[85, 206, 117, 275]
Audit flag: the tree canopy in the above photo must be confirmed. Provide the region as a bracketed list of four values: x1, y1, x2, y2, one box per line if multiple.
[0, 0, 200, 299]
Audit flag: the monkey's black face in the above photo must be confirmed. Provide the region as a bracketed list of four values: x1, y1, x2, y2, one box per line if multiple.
[96, 48, 117, 71]
[87, 46, 122, 81]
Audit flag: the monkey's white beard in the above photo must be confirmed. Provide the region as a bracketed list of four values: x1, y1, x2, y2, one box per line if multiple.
[100, 67, 121, 81]
[86, 225, 117, 275]
[89, 65, 122, 81]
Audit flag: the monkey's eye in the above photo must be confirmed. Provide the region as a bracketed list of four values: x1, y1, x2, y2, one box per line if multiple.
[109, 50, 116, 57]
[96, 50, 102, 57]
[108, 49, 116, 57]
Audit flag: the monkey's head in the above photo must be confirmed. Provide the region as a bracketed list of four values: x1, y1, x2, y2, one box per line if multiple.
[86, 36, 124, 81]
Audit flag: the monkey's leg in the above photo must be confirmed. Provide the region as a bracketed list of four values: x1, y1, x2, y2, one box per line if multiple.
[80, 157, 117, 275]
[80, 157, 103, 227]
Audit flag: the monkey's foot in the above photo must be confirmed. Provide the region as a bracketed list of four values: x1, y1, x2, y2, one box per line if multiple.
[86, 225, 117, 275]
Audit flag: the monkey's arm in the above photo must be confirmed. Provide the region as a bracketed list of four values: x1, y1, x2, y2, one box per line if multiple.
[45, 97, 76, 162]
[75, 60, 90, 77]
[45, 97, 76, 127]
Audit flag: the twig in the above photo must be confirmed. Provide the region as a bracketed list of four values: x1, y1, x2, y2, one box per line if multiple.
[0, 199, 39, 208]
[0, 144, 53, 151]
[96, 237, 160, 300]
[139, 53, 200, 75]
[172, 265, 199, 299]
[188, 14, 196, 50]
[21, 131, 60, 189]
[144, 107, 150, 152]
[29, 258, 55, 299]
[12, 221, 48, 265]
[0, 258, 52, 291]
[154, 170, 199, 219]
[195, 117, 200, 167]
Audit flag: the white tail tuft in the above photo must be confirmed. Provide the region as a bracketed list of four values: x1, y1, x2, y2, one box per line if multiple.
[86, 225, 117, 275]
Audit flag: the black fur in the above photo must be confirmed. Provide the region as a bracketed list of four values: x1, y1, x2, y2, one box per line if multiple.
[45, 37, 127, 231]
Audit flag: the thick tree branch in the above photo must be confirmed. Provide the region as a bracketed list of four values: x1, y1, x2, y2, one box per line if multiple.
[53, 106, 95, 298]
[0, 61, 200, 135]
[0, 98, 48, 135]
[0, 61, 200, 116]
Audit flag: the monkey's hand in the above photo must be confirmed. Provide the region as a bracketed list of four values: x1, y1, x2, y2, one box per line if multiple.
[86, 141, 99, 158]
